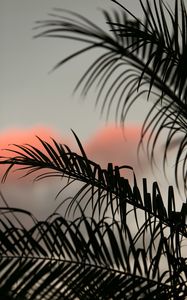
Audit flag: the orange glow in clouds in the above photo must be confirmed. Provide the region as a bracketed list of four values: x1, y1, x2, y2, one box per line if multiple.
[1, 127, 59, 145]
[0, 125, 181, 214]
[0, 127, 71, 181]
[0, 126, 74, 154]
[85, 124, 146, 173]
[0, 124, 148, 182]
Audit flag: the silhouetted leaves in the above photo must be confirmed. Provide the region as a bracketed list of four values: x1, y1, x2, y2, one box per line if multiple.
[0, 135, 187, 299]
[0, 0, 187, 299]
[35, 0, 187, 193]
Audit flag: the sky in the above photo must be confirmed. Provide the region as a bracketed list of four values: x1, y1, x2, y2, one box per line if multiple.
[0, 0, 184, 218]
[1, 0, 148, 139]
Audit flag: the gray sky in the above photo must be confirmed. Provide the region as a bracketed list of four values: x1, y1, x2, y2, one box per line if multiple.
[1, 0, 147, 141]
[0, 0, 184, 217]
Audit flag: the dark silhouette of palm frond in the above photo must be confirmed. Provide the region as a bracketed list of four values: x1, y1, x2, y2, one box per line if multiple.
[1, 209, 186, 300]
[34, 0, 187, 193]
[0, 135, 187, 299]
[1, 1, 187, 299]
[0, 134, 186, 235]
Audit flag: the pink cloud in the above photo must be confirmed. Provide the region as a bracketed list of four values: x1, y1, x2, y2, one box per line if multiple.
[0, 124, 150, 182]
[84, 124, 181, 203]
[0, 126, 72, 181]
[85, 123, 149, 182]
[0, 124, 181, 219]
[0, 124, 176, 189]
[0, 126, 70, 151]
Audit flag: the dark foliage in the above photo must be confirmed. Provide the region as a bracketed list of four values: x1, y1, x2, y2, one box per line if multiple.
[0, 1, 187, 299]
[0, 134, 187, 299]
[34, 0, 187, 193]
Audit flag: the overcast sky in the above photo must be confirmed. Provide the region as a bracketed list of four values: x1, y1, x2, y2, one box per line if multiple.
[0, 0, 183, 217]
[1, 0, 148, 141]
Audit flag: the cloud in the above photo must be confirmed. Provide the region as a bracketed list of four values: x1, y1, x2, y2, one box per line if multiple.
[84, 124, 182, 204]
[85, 123, 150, 182]
[0, 124, 147, 217]
[0, 124, 182, 220]
[0, 124, 179, 188]
[0, 126, 73, 219]
[0, 126, 71, 155]
[0, 124, 146, 180]
[0, 126, 73, 180]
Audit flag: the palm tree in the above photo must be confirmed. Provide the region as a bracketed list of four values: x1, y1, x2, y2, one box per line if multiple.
[0, 0, 186, 299]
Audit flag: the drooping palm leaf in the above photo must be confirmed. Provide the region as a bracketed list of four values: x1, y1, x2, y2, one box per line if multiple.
[34, 0, 187, 193]
[0, 134, 186, 237]
[0, 133, 186, 299]
[0, 201, 187, 300]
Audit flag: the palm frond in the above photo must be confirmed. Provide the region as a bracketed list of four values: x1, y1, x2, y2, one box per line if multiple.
[0, 203, 187, 300]
[0, 135, 186, 239]
[34, 0, 187, 193]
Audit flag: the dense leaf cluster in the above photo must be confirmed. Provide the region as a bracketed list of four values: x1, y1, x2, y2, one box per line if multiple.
[0, 135, 187, 299]
[0, 0, 187, 299]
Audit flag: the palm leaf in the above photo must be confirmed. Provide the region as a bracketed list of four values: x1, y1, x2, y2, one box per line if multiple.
[0, 136, 186, 299]
[0, 135, 186, 237]
[0, 203, 187, 299]
[34, 0, 187, 193]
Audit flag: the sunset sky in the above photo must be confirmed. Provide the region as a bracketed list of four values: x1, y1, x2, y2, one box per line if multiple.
[0, 0, 182, 217]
